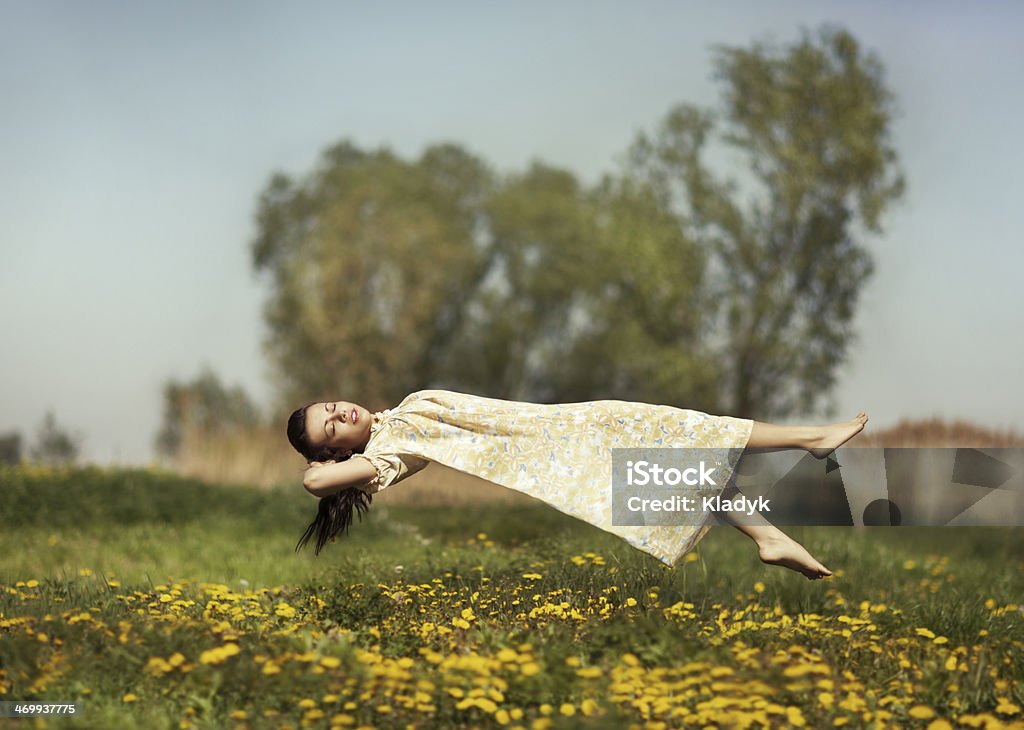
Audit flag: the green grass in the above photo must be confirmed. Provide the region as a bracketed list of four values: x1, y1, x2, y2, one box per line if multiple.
[1, 464, 1022, 729]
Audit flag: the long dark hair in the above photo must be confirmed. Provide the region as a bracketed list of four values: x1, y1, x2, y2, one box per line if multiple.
[287, 402, 373, 555]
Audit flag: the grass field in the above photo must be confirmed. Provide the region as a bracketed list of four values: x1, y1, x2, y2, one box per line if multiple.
[1, 463, 1022, 729]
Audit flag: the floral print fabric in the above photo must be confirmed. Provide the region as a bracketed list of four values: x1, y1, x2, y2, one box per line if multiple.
[354, 389, 753, 567]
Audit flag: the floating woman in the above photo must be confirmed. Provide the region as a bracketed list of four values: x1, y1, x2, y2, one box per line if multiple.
[286, 389, 869, 580]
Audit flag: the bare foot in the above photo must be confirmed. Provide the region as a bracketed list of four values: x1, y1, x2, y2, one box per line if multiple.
[757, 536, 833, 580]
[809, 412, 869, 459]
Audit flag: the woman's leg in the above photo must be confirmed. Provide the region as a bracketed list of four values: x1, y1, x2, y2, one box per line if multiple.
[709, 412, 869, 579]
[716, 507, 833, 580]
[747, 412, 869, 458]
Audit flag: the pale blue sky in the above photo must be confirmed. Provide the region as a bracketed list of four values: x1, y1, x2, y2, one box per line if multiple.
[2, 1, 1022, 465]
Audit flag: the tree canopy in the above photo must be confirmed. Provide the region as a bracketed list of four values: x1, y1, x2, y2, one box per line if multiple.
[250, 24, 903, 421]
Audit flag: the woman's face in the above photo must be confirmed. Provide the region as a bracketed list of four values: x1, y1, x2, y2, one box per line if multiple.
[304, 400, 371, 454]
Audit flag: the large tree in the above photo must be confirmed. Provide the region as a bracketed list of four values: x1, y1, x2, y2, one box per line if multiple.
[251, 142, 496, 411]
[250, 25, 903, 418]
[628, 25, 905, 419]
[439, 162, 718, 410]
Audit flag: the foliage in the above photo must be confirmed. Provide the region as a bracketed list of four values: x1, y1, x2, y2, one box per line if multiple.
[154, 365, 262, 460]
[0, 431, 21, 465]
[251, 142, 495, 412]
[28, 410, 80, 467]
[251, 25, 905, 421]
[627, 26, 905, 419]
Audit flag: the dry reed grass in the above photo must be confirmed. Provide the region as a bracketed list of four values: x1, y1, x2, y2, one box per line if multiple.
[164, 415, 1024, 505]
[853, 416, 1024, 448]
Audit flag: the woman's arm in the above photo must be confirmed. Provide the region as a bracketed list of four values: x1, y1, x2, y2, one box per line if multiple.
[303, 457, 378, 498]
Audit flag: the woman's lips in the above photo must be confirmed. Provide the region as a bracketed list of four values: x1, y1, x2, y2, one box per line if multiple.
[352, 408, 358, 424]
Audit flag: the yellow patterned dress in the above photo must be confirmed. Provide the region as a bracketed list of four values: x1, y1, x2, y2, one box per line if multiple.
[354, 389, 753, 567]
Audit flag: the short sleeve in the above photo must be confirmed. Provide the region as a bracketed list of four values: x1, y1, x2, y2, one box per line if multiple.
[353, 452, 429, 494]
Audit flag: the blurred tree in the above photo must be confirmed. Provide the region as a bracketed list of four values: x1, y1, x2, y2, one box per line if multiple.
[155, 366, 262, 459]
[251, 25, 903, 417]
[436, 162, 597, 400]
[30, 411, 80, 466]
[251, 142, 496, 412]
[0, 432, 22, 465]
[574, 172, 722, 412]
[439, 163, 720, 411]
[628, 25, 905, 419]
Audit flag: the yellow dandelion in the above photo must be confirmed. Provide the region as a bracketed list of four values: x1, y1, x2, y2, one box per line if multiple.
[145, 657, 172, 675]
[786, 706, 806, 727]
[996, 701, 1021, 715]
[908, 705, 936, 719]
[122, 693, 137, 703]
[559, 703, 576, 716]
